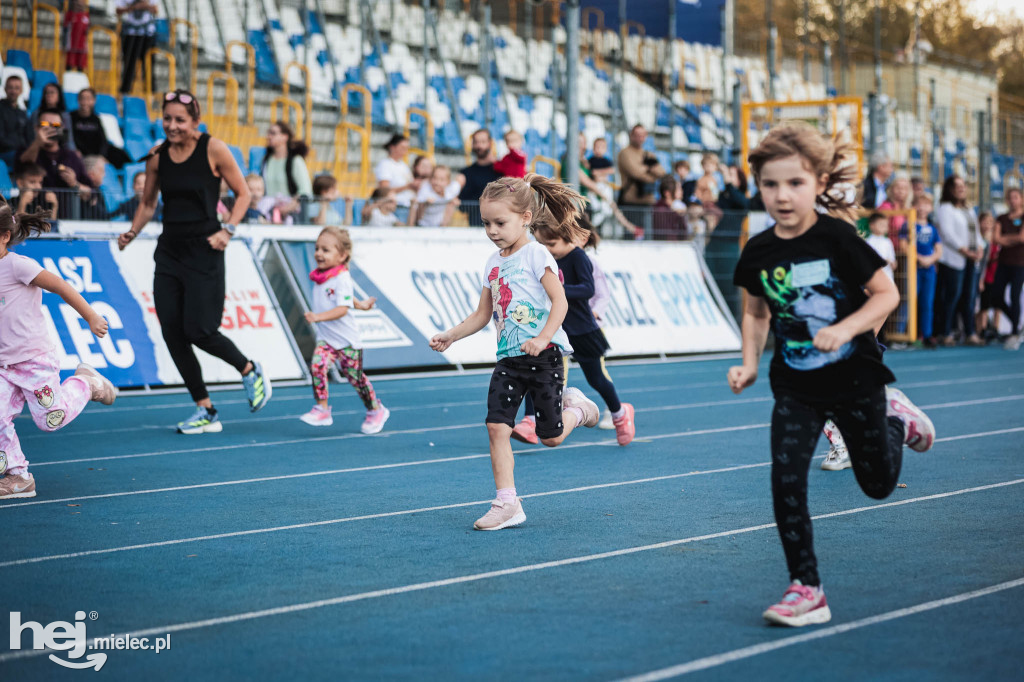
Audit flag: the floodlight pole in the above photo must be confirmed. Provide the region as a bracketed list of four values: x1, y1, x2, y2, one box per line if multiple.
[566, 0, 581, 187]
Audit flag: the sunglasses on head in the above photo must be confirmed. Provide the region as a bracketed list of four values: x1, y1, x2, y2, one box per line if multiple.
[164, 91, 195, 105]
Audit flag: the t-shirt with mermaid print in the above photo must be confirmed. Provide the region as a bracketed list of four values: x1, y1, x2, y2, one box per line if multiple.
[482, 241, 572, 360]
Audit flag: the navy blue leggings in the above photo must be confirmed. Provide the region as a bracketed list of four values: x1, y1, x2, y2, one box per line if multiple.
[522, 356, 621, 417]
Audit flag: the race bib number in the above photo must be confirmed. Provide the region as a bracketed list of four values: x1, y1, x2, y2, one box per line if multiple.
[791, 259, 830, 288]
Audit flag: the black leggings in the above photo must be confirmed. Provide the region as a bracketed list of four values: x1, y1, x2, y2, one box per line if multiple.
[522, 355, 621, 417]
[770, 389, 905, 587]
[154, 247, 249, 402]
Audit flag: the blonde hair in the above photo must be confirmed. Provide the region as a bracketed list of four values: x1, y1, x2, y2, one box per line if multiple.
[748, 122, 860, 220]
[888, 172, 912, 209]
[318, 225, 352, 264]
[480, 173, 588, 244]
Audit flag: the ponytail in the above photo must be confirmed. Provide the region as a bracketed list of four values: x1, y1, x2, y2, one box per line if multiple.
[0, 199, 52, 247]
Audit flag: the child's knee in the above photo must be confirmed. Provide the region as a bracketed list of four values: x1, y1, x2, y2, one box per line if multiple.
[540, 435, 563, 447]
[487, 422, 511, 440]
[36, 409, 69, 432]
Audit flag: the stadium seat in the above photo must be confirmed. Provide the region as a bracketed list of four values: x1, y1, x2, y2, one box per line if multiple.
[62, 70, 90, 95]
[227, 145, 245, 172]
[0, 158, 13, 195]
[249, 146, 267, 173]
[5, 50, 33, 84]
[95, 94, 120, 121]
[122, 96, 150, 123]
[27, 71, 57, 113]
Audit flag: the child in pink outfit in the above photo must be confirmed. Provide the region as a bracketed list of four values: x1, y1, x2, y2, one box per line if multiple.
[494, 130, 527, 179]
[0, 202, 118, 500]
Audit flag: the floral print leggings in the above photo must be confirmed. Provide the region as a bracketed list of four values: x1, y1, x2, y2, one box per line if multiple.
[311, 343, 380, 411]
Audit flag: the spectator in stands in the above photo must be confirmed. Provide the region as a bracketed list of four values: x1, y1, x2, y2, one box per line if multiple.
[901, 193, 942, 346]
[30, 84, 75, 153]
[411, 154, 434, 186]
[861, 150, 894, 209]
[684, 199, 710, 244]
[673, 159, 695, 200]
[457, 129, 501, 203]
[63, 0, 90, 72]
[374, 134, 419, 212]
[70, 88, 107, 158]
[586, 156, 641, 240]
[17, 109, 94, 218]
[0, 75, 33, 166]
[617, 124, 664, 207]
[880, 172, 912, 247]
[717, 164, 750, 211]
[261, 121, 312, 223]
[494, 130, 527, 178]
[410, 165, 460, 227]
[311, 174, 346, 226]
[911, 176, 928, 203]
[992, 188, 1024, 350]
[700, 152, 725, 193]
[590, 137, 612, 168]
[79, 155, 108, 220]
[364, 188, 399, 227]
[243, 174, 275, 224]
[117, 0, 158, 95]
[694, 174, 723, 230]
[14, 164, 57, 219]
[108, 171, 157, 221]
[933, 174, 981, 346]
[651, 176, 686, 241]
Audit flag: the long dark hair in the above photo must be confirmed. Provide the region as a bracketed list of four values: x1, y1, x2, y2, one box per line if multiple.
[262, 121, 309, 198]
[939, 175, 967, 208]
[41, 82, 67, 113]
[0, 197, 52, 248]
[145, 89, 202, 161]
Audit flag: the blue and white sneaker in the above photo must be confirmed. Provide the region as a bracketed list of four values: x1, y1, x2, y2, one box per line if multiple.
[177, 406, 223, 434]
[242, 360, 272, 412]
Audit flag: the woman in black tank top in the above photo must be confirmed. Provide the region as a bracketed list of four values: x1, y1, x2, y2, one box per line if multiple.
[117, 90, 273, 433]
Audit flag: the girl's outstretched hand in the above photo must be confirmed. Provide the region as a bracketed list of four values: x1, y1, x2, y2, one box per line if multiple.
[430, 331, 454, 352]
[727, 365, 757, 394]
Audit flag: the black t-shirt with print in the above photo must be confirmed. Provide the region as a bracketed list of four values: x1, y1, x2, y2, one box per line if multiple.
[733, 214, 895, 403]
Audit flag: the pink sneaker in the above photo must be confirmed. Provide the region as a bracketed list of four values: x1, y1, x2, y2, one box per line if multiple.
[511, 416, 539, 444]
[886, 387, 935, 452]
[361, 405, 390, 434]
[762, 581, 832, 627]
[562, 387, 599, 427]
[0, 472, 36, 500]
[473, 498, 526, 530]
[300, 405, 333, 427]
[75, 363, 118, 405]
[612, 403, 635, 445]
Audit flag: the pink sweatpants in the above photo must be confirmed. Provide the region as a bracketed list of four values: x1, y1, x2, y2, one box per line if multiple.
[0, 353, 91, 476]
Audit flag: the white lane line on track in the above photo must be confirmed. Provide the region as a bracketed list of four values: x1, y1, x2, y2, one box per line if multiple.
[2, 424, 1020, 560]
[617, 576, 1024, 681]
[2, 478, 1021, 665]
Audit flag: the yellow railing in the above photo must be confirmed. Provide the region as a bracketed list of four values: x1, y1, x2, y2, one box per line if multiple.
[226, 41, 256, 127]
[281, 62, 313, 143]
[144, 48, 176, 119]
[32, 2, 62, 77]
[530, 155, 562, 180]
[341, 83, 372, 133]
[404, 107, 435, 160]
[206, 71, 240, 143]
[169, 18, 199, 93]
[87, 26, 120, 95]
[581, 7, 606, 70]
[270, 96, 304, 139]
[338, 84, 373, 196]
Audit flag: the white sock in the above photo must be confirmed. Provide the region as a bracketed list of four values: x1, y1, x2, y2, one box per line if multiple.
[611, 407, 626, 420]
[565, 406, 585, 427]
[496, 487, 517, 505]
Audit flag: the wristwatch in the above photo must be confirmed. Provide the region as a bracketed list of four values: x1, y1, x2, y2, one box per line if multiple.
[223, 223, 237, 236]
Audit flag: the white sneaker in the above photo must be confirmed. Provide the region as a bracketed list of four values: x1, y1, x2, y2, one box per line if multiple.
[821, 445, 852, 471]
[361, 406, 390, 434]
[562, 387, 600, 427]
[300, 405, 333, 427]
[598, 409, 614, 430]
[886, 387, 935, 452]
[1004, 334, 1021, 351]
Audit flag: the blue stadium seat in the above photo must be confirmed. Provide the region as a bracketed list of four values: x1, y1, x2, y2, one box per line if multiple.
[27, 71, 57, 112]
[122, 162, 147, 195]
[248, 29, 282, 86]
[350, 199, 366, 226]
[101, 166, 126, 213]
[122, 96, 150, 123]
[95, 93, 120, 120]
[5, 50, 33, 84]
[0, 159, 13, 194]
[155, 18, 169, 44]
[64, 91, 78, 112]
[227, 145, 245, 172]
[151, 120, 166, 141]
[248, 146, 267, 174]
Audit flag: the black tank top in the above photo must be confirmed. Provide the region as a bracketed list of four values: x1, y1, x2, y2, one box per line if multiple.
[158, 133, 220, 239]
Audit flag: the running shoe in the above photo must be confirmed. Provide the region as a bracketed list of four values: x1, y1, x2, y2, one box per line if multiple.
[300, 405, 333, 427]
[886, 387, 935, 452]
[0, 472, 36, 500]
[1005, 334, 1022, 351]
[74, 363, 118, 405]
[598, 409, 614, 430]
[361, 405, 390, 434]
[821, 444, 852, 470]
[242, 360, 272, 412]
[473, 498, 526, 531]
[612, 403, 636, 446]
[763, 581, 832, 627]
[177, 406, 223, 434]
[511, 416, 539, 444]
[562, 387, 599, 427]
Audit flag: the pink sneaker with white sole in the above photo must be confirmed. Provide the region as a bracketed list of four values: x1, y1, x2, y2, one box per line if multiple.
[886, 387, 935, 452]
[361, 406, 390, 434]
[763, 581, 832, 627]
[612, 403, 635, 446]
[300, 405, 333, 427]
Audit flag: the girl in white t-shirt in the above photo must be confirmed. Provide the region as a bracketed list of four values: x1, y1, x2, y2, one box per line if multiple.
[410, 165, 461, 227]
[300, 227, 389, 434]
[429, 173, 601, 531]
[0, 203, 117, 500]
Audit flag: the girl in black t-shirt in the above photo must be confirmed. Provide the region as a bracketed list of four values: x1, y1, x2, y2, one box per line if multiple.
[728, 123, 936, 627]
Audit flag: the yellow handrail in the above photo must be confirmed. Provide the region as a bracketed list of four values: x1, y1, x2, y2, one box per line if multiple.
[32, 2, 62, 77]
[144, 48, 176, 119]
[530, 155, 562, 179]
[581, 7, 605, 70]
[335, 121, 371, 198]
[226, 41, 256, 127]
[404, 107, 435, 160]
[206, 71, 240, 143]
[87, 26, 120, 95]
[169, 18, 199, 93]
[341, 83, 372, 133]
[270, 96, 304, 139]
[281, 62, 313, 144]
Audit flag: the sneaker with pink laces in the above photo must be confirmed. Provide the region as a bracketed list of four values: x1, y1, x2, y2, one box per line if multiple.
[361, 405, 390, 434]
[762, 580, 832, 627]
[511, 416, 539, 444]
[300, 405, 333, 427]
[612, 403, 635, 445]
[562, 387, 599, 427]
[473, 498, 526, 530]
[886, 387, 935, 452]
[0, 472, 36, 500]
